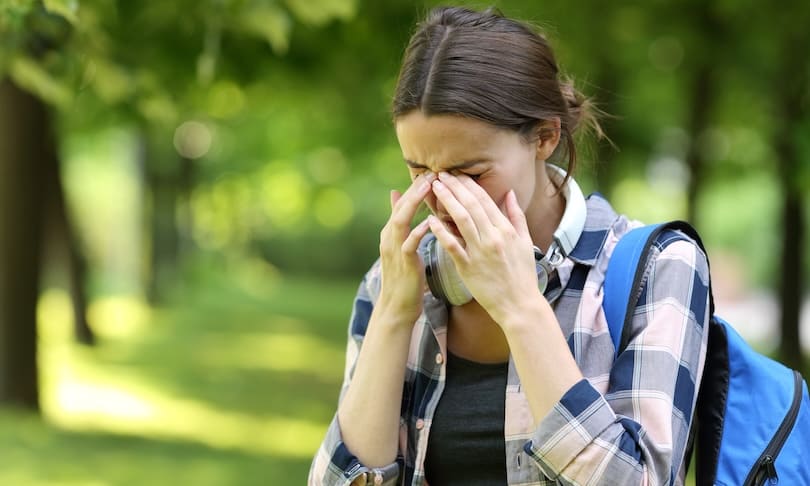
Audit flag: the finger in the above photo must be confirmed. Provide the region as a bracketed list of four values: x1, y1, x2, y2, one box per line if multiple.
[402, 217, 431, 254]
[390, 190, 401, 210]
[456, 174, 513, 231]
[431, 179, 481, 244]
[433, 173, 497, 243]
[436, 173, 494, 235]
[390, 173, 434, 227]
[505, 189, 530, 238]
[427, 214, 468, 262]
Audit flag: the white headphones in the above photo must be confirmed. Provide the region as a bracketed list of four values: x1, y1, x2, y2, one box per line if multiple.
[424, 163, 587, 306]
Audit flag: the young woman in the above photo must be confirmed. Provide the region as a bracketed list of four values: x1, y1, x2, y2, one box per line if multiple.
[310, 6, 709, 486]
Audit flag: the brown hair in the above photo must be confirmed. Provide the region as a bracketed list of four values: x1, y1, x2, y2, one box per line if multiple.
[392, 6, 603, 176]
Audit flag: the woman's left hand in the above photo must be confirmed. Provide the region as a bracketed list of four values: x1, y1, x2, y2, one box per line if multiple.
[427, 172, 543, 324]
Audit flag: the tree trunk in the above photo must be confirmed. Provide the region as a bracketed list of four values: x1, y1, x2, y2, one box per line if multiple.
[142, 136, 179, 304]
[42, 139, 94, 345]
[177, 154, 196, 255]
[777, 192, 804, 370]
[0, 78, 47, 411]
[684, 65, 713, 226]
[684, 2, 721, 227]
[774, 29, 808, 371]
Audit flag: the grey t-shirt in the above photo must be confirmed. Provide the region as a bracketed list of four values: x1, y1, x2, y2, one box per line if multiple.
[424, 351, 509, 485]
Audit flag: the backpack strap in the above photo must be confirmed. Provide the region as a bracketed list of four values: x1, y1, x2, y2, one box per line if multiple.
[604, 220, 713, 358]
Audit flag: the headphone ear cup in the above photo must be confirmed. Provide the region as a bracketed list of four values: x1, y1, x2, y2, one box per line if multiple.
[437, 243, 473, 306]
[424, 238, 473, 306]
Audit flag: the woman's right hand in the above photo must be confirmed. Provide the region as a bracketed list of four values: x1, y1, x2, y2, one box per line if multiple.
[377, 172, 436, 325]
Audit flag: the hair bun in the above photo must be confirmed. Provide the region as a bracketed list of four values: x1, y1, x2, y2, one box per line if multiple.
[559, 77, 604, 139]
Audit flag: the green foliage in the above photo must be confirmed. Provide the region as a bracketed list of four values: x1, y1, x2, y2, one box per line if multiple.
[5, 0, 810, 283]
[0, 0, 37, 35]
[42, 0, 78, 24]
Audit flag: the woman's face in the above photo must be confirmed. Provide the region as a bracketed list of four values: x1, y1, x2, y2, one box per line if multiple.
[395, 111, 548, 236]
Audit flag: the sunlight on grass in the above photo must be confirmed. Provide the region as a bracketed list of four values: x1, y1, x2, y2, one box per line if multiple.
[56, 381, 155, 419]
[46, 375, 326, 459]
[38, 289, 74, 342]
[87, 296, 152, 339]
[38, 289, 152, 342]
[197, 330, 345, 381]
[37, 288, 338, 462]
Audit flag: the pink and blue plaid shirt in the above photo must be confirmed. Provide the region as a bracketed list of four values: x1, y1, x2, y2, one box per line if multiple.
[310, 194, 710, 486]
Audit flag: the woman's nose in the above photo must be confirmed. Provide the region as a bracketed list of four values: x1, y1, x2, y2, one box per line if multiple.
[426, 190, 451, 220]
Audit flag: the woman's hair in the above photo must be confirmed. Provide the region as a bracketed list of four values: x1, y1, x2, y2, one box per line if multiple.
[392, 6, 603, 175]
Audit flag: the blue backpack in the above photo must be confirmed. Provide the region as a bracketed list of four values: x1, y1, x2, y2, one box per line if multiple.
[604, 221, 810, 486]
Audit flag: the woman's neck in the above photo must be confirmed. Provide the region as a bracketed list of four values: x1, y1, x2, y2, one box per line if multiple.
[448, 300, 511, 364]
[525, 167, 566, 253]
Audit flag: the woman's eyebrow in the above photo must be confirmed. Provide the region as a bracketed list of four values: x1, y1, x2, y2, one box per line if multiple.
[404, 159, 488, 171]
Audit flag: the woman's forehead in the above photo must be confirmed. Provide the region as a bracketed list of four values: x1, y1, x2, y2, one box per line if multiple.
[395, 112, 520, 164]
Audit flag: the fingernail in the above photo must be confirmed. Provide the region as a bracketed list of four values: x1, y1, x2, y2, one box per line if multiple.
[438, 171, 449, 180]
[432, 180, 445, 191]
[424, 172, 436, 182]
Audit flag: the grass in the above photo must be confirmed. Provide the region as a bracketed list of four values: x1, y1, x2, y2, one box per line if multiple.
[0, 257, 359, 485]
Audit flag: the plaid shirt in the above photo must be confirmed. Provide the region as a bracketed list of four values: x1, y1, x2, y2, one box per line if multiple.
[310, 194, 710, 486]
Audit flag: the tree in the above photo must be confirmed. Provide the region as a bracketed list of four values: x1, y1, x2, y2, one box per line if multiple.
[0, 78, 48, 410]
[773, 17, 809, 372]
[682, 0, 724, 226]
[0, 0, 358, 411]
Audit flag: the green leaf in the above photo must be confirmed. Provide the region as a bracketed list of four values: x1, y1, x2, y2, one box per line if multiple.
[0, 0, 37, 36]
[42, 0, 79, 25]
[136, 94, 178, 126]
[85, 57, 135, 104]
[284, 0, 356, 26]
[9, 54, 72, 107]
[237, 4, 291, 55]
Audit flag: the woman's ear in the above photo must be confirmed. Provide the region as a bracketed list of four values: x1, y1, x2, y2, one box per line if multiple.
[535, 117, 561, 161]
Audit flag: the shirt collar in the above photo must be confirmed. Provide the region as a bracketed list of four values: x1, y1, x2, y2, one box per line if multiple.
[565, 193, 619, 266]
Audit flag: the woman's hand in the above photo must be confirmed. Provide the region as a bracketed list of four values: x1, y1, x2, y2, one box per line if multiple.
[427, 172, 542, 324]
[377, 172, 435, 325]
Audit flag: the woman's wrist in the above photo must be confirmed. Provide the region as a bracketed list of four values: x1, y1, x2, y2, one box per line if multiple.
[372, 295, 422, 333]
[494, 289, 554, 334]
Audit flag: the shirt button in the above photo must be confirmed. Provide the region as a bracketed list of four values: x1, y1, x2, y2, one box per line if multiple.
[373, 472, 383, 485]
[415, 418, 425, 430]
[435, 353, 444, 365]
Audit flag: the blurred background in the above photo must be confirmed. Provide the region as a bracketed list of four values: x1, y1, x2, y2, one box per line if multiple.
[0, 0, 808, 484]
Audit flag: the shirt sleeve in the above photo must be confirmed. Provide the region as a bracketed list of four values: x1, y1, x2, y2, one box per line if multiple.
[523, 231, 711, 485]
[308, 261, 402, 486]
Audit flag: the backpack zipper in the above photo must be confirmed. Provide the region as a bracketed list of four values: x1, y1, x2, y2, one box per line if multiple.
[742, 370, 803, 486]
